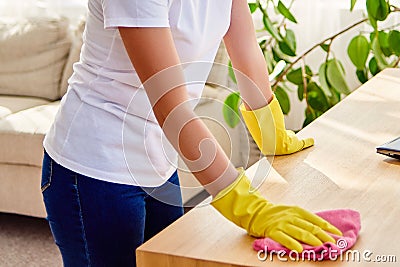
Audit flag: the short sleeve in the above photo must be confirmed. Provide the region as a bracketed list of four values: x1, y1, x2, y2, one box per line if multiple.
[102, 0, 170, 29]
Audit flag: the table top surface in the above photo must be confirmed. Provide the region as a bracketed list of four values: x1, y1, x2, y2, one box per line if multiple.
[137, 68, 400, 267]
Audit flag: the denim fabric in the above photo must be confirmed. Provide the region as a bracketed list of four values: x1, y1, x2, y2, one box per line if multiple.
[41, 150, 184, 267]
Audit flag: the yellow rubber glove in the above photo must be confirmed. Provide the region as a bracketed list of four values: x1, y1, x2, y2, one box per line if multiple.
[240, 95, 314, 155]
[211, 169, 342, 252]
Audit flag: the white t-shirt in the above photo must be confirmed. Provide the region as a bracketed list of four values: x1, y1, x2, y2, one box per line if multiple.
[44, 0, 232, 186]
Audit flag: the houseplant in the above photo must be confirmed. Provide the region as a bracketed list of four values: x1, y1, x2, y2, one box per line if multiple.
[224, 0, 400, 128]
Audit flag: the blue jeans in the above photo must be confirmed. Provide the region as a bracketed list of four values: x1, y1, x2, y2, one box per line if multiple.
[41, 150, 184, 267]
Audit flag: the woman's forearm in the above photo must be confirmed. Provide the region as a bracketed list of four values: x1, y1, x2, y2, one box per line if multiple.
[224, 0, 273, 111]
[119, 27, 238, 196]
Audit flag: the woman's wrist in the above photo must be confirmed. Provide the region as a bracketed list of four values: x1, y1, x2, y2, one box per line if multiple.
[202, 163, 240, 197]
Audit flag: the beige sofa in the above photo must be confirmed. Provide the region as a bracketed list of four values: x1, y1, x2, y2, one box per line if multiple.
[0, 16, 75, 218]
[0, 16, 259, 218]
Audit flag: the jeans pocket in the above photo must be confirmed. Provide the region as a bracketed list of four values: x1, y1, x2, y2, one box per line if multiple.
[41, 151, 53, 193]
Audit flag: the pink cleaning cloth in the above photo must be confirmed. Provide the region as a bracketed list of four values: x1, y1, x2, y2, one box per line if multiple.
[253, 209, 361, 260]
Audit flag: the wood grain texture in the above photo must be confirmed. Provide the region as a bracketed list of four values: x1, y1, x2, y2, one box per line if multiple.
[137, 68, 400, 266]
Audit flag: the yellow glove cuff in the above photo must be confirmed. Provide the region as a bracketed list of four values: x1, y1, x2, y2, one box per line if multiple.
[212, 167, 246, 202]
[211, 168, 267, 236]
[240, 95, 314, 155]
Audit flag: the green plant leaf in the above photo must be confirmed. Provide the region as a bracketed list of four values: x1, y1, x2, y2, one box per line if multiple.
[320, 43, 330, 52]
[279, 41, 295, 57]
[378, 31, 392, 57]
[347, 35, 370, 70]
[272, 45, 291, 63]
[279, 29, 296, 56]
[307, 82, 330, 112]
[318, 62, 332, 97]
[326, 59, 351, 95]
[262, 14, 283, 42]
[228, 60, 237, 84]
[368, 14, 378, 30]
[371, 35, 389, 69]
[351, 0, 358, 11]
[269, 60, 286, 82]
[303, 107, 317, 127]
[368, 57, 380, 76]
[286, 66, 312, 85]
[356, 69, 368, 83]
[275, 86, 290, 114]
[388, 30, 400, 56]
[366, 0, 390, 21]
[328, 87, 341, 106]
[369, 32, 375, 43]
[258, 39, 267, 49]
[297, 84, 304, 101]
[272, 47, 283, 62]
[264, 50, 275, 74]
[223, 92, 241, 128]
[277, 1, 297, 23]
[248, 3, 258, 13]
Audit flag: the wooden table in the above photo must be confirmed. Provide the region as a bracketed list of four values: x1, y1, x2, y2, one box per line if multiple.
[137, 68, 400, 266]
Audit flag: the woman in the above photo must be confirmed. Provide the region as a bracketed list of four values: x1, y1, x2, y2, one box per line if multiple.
[41, 0, 342, 266]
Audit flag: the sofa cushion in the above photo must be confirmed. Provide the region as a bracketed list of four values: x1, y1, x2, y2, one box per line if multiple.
[0, 16, 71, 100]
[0, 101, 60, 166]
[0, 96, 50, 119]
